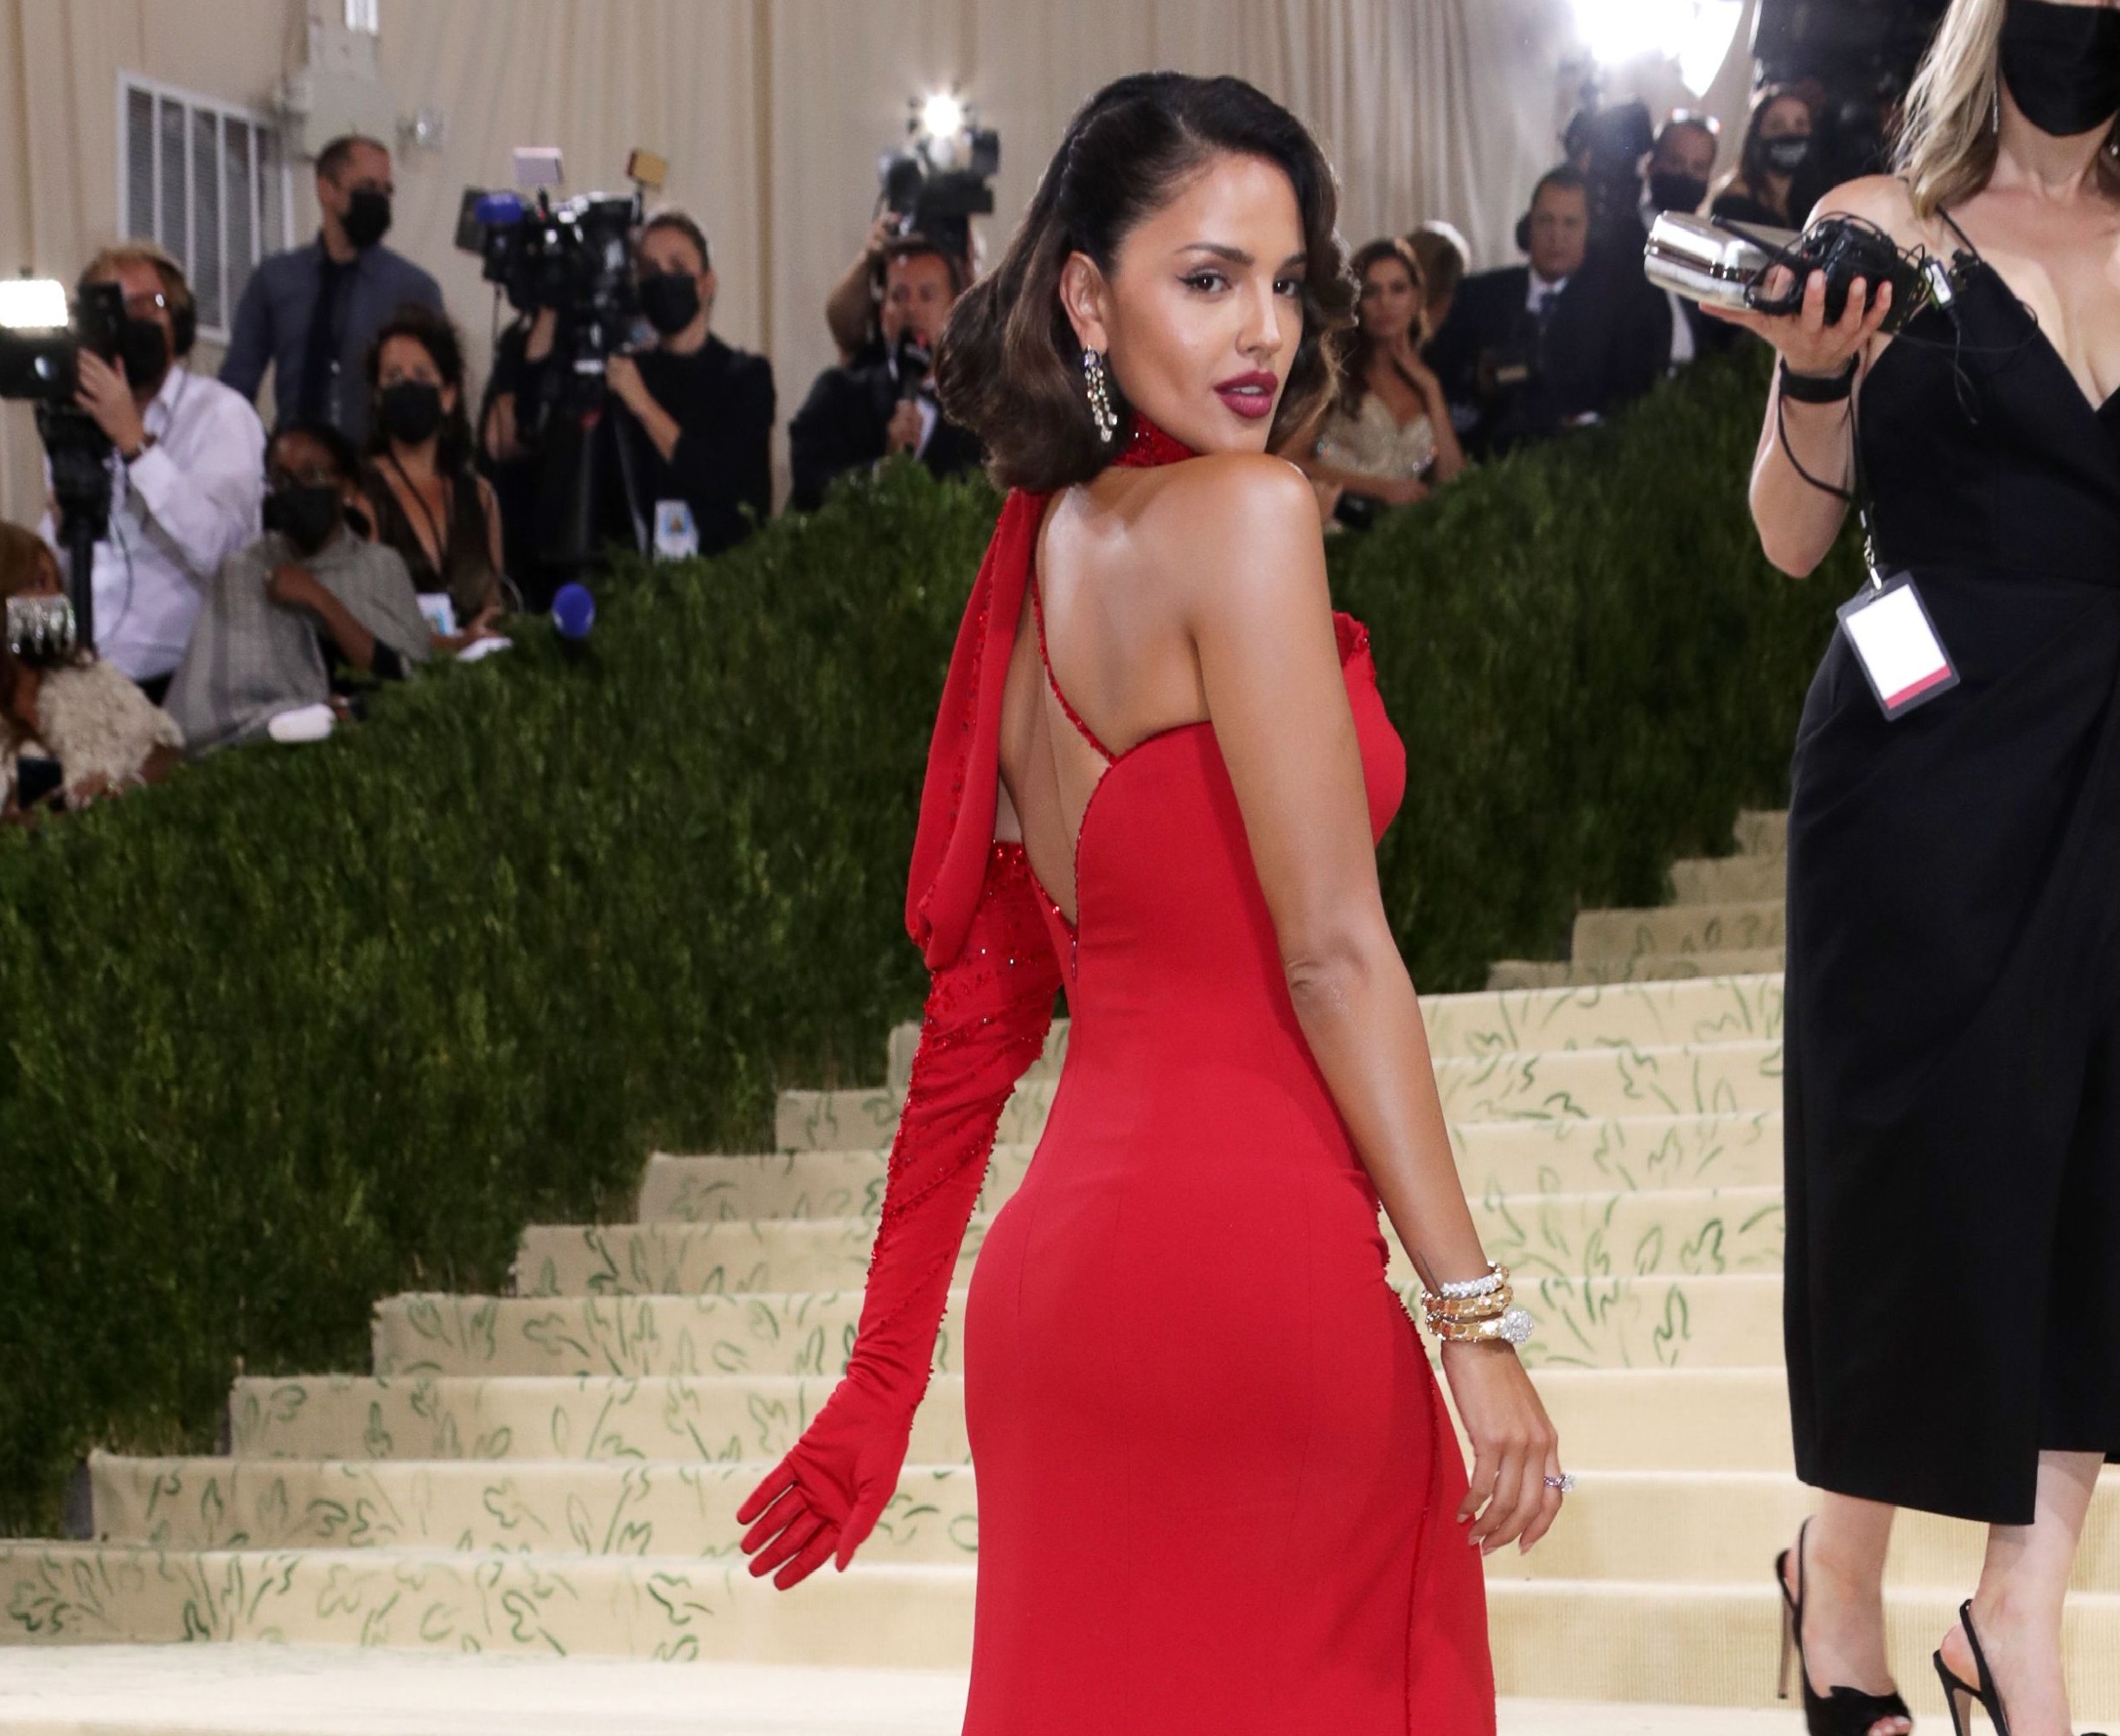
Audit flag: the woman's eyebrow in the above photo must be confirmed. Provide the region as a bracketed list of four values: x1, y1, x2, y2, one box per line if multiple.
[1178, 242, 1308, 269]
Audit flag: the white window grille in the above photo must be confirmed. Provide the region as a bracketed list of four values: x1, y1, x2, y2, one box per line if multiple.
[118, 74, 293, 344]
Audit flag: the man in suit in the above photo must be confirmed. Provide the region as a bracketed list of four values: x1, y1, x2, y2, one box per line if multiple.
[1615, 112, 1739, 374]
[1427, 167, 1671, 458]
[789, 235, 983, 511]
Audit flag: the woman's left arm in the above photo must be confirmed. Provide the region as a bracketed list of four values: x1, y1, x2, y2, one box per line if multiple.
[604, 354, 683, 464]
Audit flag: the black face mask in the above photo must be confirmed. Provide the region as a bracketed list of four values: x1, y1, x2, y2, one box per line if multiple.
[264, 483, 345, 556]
[118, 318, 169, 393]
[638, 271, 702, 337]
[342, 188, 393, 251]
[377, 379, 444, 446]
[2002, 0, 2120, 137]
[1649, 171, 1710, 214]
[1762, 136, 1812, 177]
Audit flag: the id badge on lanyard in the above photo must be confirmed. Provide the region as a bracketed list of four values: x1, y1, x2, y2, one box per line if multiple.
[1836, 526, 1959, 720]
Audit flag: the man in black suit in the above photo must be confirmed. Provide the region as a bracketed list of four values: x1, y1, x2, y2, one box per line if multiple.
[1616, 112, 1740, 374]
[789, 236, 984, 510]
[1426, 167, 1672, 458]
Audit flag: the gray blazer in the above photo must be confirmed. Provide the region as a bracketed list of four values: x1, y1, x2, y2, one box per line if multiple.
[220, 239, 444, 446]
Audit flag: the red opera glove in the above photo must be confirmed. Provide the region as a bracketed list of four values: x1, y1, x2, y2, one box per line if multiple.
[737, 843, 1062, 1587]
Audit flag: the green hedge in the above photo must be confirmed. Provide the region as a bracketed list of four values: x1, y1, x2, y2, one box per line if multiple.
[0, 348, 1849, 1532]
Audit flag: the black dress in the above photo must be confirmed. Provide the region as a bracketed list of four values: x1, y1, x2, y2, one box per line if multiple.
[1784, 223, 2120, 1525]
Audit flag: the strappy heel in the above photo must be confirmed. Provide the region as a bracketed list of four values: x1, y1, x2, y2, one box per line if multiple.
[1933, 1599, 2110, 1736]
[1775, 1520, 1912, 1736]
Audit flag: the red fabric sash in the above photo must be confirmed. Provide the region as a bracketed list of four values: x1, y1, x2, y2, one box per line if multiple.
[905, 417, 1197, 968]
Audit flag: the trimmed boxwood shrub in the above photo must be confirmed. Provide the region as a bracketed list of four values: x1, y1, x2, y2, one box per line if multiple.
[0, 348, 1852, 1531]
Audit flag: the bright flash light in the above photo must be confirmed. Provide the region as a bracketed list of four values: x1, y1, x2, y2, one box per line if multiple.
[0, 278, 68, 330]
[919, 92, 966, 142]
[1573, 0, 1744, 93]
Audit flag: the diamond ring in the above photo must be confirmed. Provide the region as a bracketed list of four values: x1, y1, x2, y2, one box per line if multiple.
[1543, 1473, 1575, 1494]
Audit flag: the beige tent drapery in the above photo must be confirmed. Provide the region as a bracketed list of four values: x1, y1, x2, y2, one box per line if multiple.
[0, 0, 1748, 527]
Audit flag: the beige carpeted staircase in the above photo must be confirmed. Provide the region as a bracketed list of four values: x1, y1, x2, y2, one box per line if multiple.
[5, 810, 2116, 1723]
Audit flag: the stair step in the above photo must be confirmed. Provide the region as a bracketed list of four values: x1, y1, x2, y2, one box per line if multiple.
[372, 1275, 1786, 1380]
[0, 1542, 976, 1665]
[7, 1539, 2114, 1717]
[878, 974, 1788, 1092]
[88, 1454, 982, 1566]
[1571, 902, 1785, 963]
[1486, 1580, 2120, 1714]
[1669, 855, 1785, 905]
[1732, 809, 1787, 858]
[1486, 953, 1785, 992]
[235, 1368, 1793, 1475]
[642, 1111, 1785, 1225]
[514, 1187, 1784, 1299]
[779, 1039, 1784, 1152]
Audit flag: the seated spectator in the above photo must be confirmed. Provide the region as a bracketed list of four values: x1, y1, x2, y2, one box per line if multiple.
[166, 424, 430, 755]
[525, 211, 774, 567]
[1404, 222, 1469, 346]
[1425, 168, 1669, 458]
[1631, 112, 1734, 371]
[361, 303, 506, 651]
[2, 524, 181, 819]
[790, 234, 985, 511]
[1300, 239, 1465, 516]
[219, 133, 444, 446]
[39, 243, 265, 704]
[1713, 86, 1816, 232]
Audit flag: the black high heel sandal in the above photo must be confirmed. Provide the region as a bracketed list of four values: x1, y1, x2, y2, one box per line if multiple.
[1932, 1598, 2110, 1736]
[1775, 1519, 1913, 1736]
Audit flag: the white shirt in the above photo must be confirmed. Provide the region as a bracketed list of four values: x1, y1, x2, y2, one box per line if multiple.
[41, 366, 266, 682]
[1526, 271, 1571, 315]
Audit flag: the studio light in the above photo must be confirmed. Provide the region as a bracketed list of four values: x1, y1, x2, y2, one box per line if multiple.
[1572, 0, 1745, 93]
[918, 92, 967, 144]
[0, 278, 68, 331]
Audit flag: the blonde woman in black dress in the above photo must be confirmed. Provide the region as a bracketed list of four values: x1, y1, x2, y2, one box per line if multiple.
[1712, 3, 2120, 1733]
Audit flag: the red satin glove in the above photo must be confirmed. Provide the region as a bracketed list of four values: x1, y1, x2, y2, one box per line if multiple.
[738, 843, 1062, 1587]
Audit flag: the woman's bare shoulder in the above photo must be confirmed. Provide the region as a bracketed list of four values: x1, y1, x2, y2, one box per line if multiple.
[1134, 451, 1325, 617]
[1812, 175, 1926, 247]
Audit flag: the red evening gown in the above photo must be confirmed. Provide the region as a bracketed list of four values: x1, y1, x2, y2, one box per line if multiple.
[741, 418, 1493, 1733]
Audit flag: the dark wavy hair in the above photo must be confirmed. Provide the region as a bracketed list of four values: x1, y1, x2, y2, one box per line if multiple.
[935, 72, 1355, 493]
[1735, 85, 1814, 201]
[1335, 237, 1427, 419]
[365, 301, 476, 473]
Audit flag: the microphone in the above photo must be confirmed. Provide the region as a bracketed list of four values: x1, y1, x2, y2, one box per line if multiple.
[551, 582, 595, 658]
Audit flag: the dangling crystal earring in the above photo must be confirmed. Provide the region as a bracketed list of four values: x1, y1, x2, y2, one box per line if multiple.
[1082, 347, 1118, 444]
[1991, 76, 2002, 136]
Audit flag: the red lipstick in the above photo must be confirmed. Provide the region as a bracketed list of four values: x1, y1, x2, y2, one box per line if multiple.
[1214, 369, 1279, 420]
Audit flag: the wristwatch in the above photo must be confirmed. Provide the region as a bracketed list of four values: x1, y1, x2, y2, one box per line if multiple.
[121, 432, 158, 464]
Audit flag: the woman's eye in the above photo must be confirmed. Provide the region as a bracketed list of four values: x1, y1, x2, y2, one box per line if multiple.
[1183, 271, 1228, 293]
[1274, 278, 1302, 298]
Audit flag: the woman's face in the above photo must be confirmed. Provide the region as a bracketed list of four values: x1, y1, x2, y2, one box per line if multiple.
[636, 226, 713, 344]
[267, 431, 358, 506]
[1760, 96, 1813, 147]
[377, 335, 456, 418]
[1063, 150, 1308, 456]
[1357, 258, 1421, 347]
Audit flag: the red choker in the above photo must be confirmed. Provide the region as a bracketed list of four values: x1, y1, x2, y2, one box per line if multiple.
[1112, 414, 1197, 469]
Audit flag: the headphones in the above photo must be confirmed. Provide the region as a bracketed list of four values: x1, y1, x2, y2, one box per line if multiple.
[77, 242, 196, 358]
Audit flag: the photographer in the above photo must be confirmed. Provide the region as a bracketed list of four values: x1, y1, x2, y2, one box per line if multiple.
[2, 523, 181, 820]
[789, 234, 983, 511]
[1425, 168, 1667, 456]
[525, 210, 773, 563]
[823, 214, 903, 367]
[166, 423, 430, 755]
[220, 134, 444, 445]
[38, 244, 265, 703]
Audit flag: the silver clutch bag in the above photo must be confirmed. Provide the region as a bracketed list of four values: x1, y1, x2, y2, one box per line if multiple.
[1644, 212, 1798, 313]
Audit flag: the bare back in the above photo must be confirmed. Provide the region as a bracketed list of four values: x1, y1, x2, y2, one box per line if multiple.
[997, 468, 1212, 925]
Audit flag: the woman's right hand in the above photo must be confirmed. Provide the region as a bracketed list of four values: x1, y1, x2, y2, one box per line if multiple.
[1440, 1339, 1563, 1554]
[1705, 267, 1894, 379]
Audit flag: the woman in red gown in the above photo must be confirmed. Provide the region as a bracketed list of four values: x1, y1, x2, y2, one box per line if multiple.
[738, 73, 1564, 1733]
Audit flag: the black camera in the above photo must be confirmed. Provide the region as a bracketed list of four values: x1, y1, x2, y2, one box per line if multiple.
[456, 188, 643, 361]
[0, 279, 125, 647]
[879, 104, 999, 270]
[0, 279, 124, 405]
